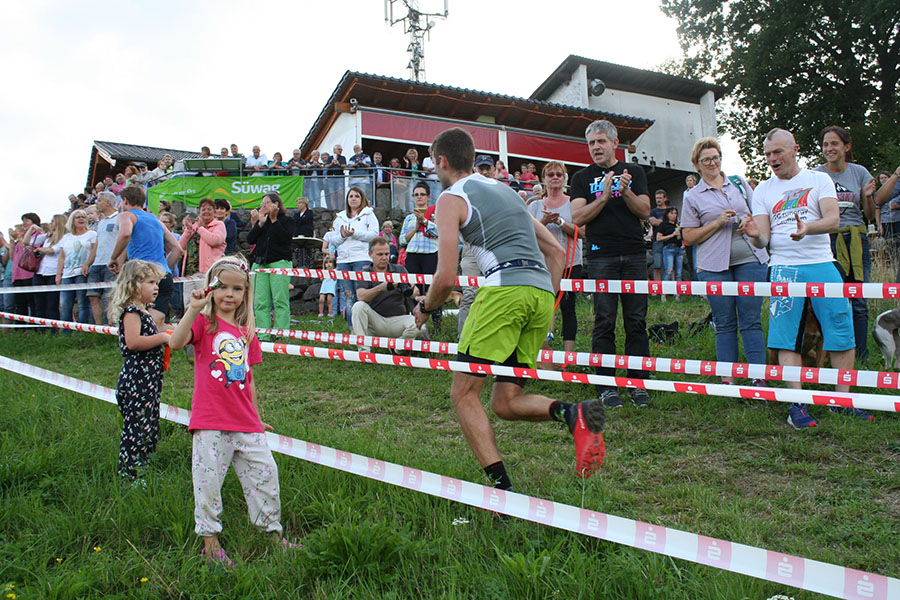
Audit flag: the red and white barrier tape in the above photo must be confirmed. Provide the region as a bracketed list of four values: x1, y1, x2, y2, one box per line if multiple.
[255, 267, 900, 299]
[5, 268, 893, 300]
[0, 355, 189, 425]
[0, 312, 117, 335]
[257, 326, 900, 391]
[2, 311, 897, 411]
[0, 353, 894, 600]
[262, 341, 900, 414]
[0, 274, 202, 295]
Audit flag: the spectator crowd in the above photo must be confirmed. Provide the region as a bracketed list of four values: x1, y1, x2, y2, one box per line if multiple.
[3, 127, 900, 432]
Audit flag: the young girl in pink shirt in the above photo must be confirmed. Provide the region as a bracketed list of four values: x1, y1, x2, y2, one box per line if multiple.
[169, 255, 296, 567]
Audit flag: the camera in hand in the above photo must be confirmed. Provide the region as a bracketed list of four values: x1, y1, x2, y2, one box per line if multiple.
[398, 283, 414, 297]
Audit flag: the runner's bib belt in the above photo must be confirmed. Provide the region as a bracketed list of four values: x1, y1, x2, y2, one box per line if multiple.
[483, 259, 543, 279]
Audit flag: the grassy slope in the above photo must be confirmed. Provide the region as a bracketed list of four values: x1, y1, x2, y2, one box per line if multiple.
[0, 294, 898, 599]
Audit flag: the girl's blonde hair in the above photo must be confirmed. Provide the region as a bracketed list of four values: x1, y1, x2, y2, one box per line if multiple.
[47, 214, 67, 246]
[201, 255, 256, 341]
[108, 259, 166, 324]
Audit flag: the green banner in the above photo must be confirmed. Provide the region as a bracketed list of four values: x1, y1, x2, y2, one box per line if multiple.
[147, 176, 304, 213]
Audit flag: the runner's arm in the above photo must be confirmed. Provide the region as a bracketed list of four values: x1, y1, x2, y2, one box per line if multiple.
[421, 194, 465, 310]
[531, 216, 565, 293]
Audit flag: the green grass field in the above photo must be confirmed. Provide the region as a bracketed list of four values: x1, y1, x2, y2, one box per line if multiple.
[1, 293, 898, 599]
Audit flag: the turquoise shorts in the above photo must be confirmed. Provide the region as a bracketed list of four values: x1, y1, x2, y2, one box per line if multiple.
[767, 262, 854, 352]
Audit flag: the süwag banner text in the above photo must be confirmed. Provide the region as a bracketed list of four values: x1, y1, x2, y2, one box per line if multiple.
[147, 176, 304, 212]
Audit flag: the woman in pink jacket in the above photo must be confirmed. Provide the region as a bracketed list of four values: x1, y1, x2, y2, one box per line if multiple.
[178, 198, 226, 307]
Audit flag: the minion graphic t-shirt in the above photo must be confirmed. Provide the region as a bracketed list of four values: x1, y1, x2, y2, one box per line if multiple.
[187, 314, 263, 433]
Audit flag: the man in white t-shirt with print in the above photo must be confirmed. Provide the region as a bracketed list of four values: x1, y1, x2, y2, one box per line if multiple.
[245, 146, 268, 176]
[85, 191, 119, 325]
[741, 128, 863, 429]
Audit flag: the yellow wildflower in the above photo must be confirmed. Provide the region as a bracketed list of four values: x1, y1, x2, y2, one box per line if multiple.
[7, 593, 16, 599]
[93, 547, 101, 552]
[140, 578, 148, 583]
[56, 558, 62, 563]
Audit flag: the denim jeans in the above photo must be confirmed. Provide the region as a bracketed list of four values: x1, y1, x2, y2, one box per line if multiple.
[60, 274, 93, 325]
[696, 261, 768, 365]
[830, 231, 871, 361]
[32, 273, 60, 324]
[652, 240, 663, 270]
[1, 278, 15, 313]
[588, 253, 650, 392]
[336, 259, 372, 331]
[662, 246, 683, 281]
[325, 177, 344, 210]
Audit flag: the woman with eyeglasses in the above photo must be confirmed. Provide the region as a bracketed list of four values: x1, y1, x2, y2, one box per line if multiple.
[681, 137, 769, 385]
[527, 161, 583, 352]
[56, 209, 98, 325]
[399, 181, 441, 333]
[812, 126, 877, 361]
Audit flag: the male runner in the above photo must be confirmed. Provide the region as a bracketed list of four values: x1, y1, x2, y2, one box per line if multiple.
[413, 127, 607, 488]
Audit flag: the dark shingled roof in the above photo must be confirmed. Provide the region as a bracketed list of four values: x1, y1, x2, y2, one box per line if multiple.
[92, 141, 202, 165]
[299, 71, 654, 156]
[87, 141, 203, 188]
[531, 55, 727, 104]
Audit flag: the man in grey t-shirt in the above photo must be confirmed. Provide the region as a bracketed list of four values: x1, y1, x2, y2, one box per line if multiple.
[86, 191, 119, 324]
[413, 127, 608, 491]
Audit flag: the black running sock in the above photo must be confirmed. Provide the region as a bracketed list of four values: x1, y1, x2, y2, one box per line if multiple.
[484, 461, 513, 491]
[549, 401, 570, 423]
[550, 401, 578, 432]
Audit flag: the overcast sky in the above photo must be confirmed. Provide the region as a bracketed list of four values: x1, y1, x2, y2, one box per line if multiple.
[0, 0, 744, 229]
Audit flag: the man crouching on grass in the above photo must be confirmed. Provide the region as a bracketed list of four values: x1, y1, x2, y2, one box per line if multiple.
[413, 127, 607, 490]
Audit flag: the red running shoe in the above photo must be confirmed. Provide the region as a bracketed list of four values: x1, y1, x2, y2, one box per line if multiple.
[569, 400, 606, 478]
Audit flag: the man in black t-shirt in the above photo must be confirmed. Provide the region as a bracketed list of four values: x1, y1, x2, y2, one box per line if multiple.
[352, 237, 426, 352]
[648, 189, 669, 281]
[571, 120, 652, 409]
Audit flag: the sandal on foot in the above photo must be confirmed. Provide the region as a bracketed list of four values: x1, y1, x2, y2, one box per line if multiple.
[201, 547, 235, 569]
[270, 534, 302, 550]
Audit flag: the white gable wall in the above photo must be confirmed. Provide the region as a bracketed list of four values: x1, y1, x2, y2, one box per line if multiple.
[315, 112, 359, 156]
[546, 64, 589, 108]
[588, 89, 710, 172]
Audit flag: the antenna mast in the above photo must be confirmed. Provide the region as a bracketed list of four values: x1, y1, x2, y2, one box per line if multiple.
[385, 0, 448, 82]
